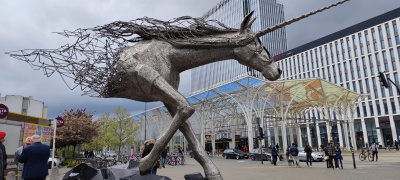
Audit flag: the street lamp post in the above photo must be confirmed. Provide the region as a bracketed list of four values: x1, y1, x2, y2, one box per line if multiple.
[347, 120, 356, 169]
[144, 102, 147, 140]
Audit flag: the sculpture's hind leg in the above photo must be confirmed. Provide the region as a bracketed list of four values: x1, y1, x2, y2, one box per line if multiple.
[138, 67, 194, 175]
[164, 103, 223, 180]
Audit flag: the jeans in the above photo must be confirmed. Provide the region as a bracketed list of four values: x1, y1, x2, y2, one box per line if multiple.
[306, 154, 312, 166]
[17, 170, 23, 180]
[327, 156, 334, 169]
[291, 156, 300, 167]
[152, 167, 158, 175]
[372, 151, 378, 161]
[336, 158, 343, 169]
[161, 157, 166, 167]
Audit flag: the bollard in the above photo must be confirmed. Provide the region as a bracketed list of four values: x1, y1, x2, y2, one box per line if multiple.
[50, 166, 60, 180]
[6, 171, 16, 180]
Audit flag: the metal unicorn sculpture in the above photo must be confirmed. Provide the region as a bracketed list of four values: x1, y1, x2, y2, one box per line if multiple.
[7, 0, 349, 179]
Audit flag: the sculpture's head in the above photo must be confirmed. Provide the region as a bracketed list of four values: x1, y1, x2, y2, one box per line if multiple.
[233, 11, 281, 81]
[232, 0, 350, 81]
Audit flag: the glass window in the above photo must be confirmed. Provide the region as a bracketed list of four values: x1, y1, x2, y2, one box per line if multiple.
[372, 29, 376, 40]
[367, 44, 371, 53]
[363, 105, 367, 117]
[366, 79, 370, 89]
[377, 103, 381, 115]
[388, 38, 393, 47]
[359, 80, 363, 93]
[370, 104, 374, 116]
[364, 67, 368, 76]
[380, 40, 385, 49]
[392, 60, 397, 71]
[393, 21, 398, 33]
[385, 24, 391, 36]
[391, 101, 397, 114]
[353, 82, 357, 92]
[382, 87, 386, 97]
[395, 36, 400, 45]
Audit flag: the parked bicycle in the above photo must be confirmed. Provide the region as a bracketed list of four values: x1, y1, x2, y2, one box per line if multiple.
[167, 154, 185, 165]
[359, 148, 373, 161]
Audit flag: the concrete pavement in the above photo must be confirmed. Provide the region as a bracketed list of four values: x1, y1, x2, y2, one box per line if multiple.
[52, 150, 400, 180]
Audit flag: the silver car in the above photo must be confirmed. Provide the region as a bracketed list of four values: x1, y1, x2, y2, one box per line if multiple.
[297, 147, 324, 162]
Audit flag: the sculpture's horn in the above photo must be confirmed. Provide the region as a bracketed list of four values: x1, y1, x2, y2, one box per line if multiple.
[256, 0, 350, 38]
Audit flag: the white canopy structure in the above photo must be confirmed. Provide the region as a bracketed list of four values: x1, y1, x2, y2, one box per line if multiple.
[134, 75, 366, 152]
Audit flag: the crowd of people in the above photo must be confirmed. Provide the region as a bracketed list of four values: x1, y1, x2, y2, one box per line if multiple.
[1, 131, 52, 180]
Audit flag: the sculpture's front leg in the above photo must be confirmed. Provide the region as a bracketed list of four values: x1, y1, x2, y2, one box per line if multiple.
[179, 122, 223, 180]
[164, 103, 223, 180]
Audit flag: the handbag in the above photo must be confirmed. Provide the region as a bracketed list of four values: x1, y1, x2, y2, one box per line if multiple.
[324, 156, 329, 161]
[158, 159, 163, 169]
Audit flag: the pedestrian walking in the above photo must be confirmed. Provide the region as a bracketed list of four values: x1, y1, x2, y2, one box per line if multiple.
[14, 136, 32, 180]
[275, 143, 280, 153]
[370, 142, 379, 161]
[271, 145, 278, 166]
[289, 143, 300, 168]
[0, 131, 7, 180]
[335, 144, 343, 169]
[286, 147, 293, 167]
[161, 148, 168, 168]
[141, 139, 160, 175]
[304, 143, 312, 167]
[395, 140, 399, 151]
[18, 135, 50, 180]
[325, 140, 335, 169]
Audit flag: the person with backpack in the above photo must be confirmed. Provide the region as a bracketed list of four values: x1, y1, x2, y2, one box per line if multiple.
[289, 143, 300, 168]
[304, 143, 312, 167]
[370, 142, 379, 161]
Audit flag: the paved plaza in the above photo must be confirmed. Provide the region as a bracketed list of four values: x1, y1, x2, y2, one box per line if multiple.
[54, 150, 400, 180]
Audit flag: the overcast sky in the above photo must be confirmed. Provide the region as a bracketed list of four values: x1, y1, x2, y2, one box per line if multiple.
[1, 0, 399, 119]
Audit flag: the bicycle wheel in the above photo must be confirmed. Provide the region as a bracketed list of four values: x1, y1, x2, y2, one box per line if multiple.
[359, 153, 365, 161]
[368, 154, 374, 162]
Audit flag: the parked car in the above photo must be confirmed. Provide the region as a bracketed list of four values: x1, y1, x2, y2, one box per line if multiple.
[106, 151, 117, 157]
[48, 150, 62, 169]
[249, 148, 271, 161]
[222, 149, 249, 159]
[297, 147, 324, 162]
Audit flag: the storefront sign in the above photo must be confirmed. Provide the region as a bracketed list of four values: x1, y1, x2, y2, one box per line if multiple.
[0, 104, 9, 119]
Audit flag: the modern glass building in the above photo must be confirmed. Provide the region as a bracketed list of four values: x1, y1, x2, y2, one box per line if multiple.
[191, 0, 287, 94]
[275, 7, 400, 148]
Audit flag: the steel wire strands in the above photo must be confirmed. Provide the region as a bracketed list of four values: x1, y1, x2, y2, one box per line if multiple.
[6, 16, 237, 97]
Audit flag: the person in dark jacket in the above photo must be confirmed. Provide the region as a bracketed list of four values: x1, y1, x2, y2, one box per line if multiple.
[141, 139, 159, 175]
[271, 145, 278, 166]
[18, 135, 50, 180]
[335, 144, 343, 169]
[0, 131, 7, 180]
[289, 143, 300, 168]
[304, 143, 312, 167]
[161, 148, 168, 168]
[325, 140, 335, 169]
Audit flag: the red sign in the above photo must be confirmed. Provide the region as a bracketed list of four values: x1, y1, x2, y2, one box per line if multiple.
[56, 116, 65, 128]
[0, 104, 9, 119]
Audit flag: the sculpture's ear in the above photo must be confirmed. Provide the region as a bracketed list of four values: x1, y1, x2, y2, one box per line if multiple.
[240, 11, 254, 34]
[246, 18, 256, 29]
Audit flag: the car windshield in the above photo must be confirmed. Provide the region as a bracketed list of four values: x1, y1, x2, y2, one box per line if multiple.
[233, 149, 244, 153]
[298, 148, 304, 151]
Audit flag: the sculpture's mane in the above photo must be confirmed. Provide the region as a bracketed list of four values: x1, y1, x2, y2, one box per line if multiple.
[89, 16, 238, 43]
[6, 16, 239, 97]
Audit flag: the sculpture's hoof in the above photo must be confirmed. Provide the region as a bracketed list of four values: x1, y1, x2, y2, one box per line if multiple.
[205, 174, 223, 180]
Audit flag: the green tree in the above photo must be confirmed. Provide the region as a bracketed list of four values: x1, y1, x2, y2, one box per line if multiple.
[98, 107, 140, 155]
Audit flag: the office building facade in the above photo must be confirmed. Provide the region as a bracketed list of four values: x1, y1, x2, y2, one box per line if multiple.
[276, 7, 400, 147]
[191, 0, 287, 94]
